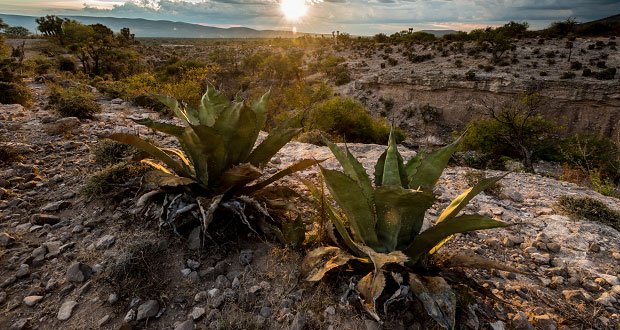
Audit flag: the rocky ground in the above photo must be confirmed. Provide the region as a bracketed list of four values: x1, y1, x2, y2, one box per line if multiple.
[1, 81, 620, 330]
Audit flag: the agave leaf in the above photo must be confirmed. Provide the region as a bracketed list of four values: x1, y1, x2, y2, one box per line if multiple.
[198, 84, 229, 126]
[246, 127, 302, 168]
[408, 135, 462, 191]
[182, 125, 227, 187]
[382, 127, 405, 187]
[441, 250, 528, 274]
[282, 215, 305, 248]
[132, 118, 185, 137]
[220, 163, 262, 191]
[107, 133, 192, 178]
[140, 159, 171, 174]
[404, 147, 426, 180]
[409, 273, 456, 330]
[321, 168, 383, 251]
[322, 135, 374, 201]
[374, 186, 435, 252]
[243, 158, 322, 194]
[250, 89, 270, 132]
[183, 103, 201, 125]
[302, 246, 356, 282]
[437, 174, 507, 225]
[213, 102, 257, 167]
[430, 174, 507, 254]
[404, 215, 509, 265]
[374, 150, 387, 186]
[144, 170, 196, 187]
[151, 93, 193, 125]
[302, 179, 365, 257]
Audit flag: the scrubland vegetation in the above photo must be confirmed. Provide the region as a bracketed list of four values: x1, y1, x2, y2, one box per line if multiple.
[0, 13, 619, 330]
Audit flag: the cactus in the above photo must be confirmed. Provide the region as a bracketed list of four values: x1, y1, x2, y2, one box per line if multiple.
[302, 128, 510, 327]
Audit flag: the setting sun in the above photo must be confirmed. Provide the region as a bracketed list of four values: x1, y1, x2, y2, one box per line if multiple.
[280, 0, 307, 20]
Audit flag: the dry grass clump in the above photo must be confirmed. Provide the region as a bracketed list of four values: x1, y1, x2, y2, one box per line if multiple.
[557, 195, 620, 231]
[93, 139, 136, 167]
[82, 161, 150, 196]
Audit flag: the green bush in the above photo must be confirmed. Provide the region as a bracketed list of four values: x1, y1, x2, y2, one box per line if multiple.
[560, 72, 576, 79]
[57, 56, 76, 72]
[557, 196, 620, 231]
[309, 96, 406, 144]
[48, 87, 101, 118]
[94, 80, 130, 99]
[0, 82, 33, 106]
[82, 161, 150, 196]
[465, 70, 476, 80]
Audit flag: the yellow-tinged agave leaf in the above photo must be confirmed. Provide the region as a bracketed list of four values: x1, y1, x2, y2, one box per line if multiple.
[301, 179, 365, 257]
[161, 148, 191, 166]
[144, 170, 196, 187]
[405, 215, 509, 266]
[140, 159, 171, 174]
[107, 133, 191, 178]
[321, 167, 383, 252]
[408, 273, 456, 330]
[302, 246, 356, 282]
[441, 250, 528, 274]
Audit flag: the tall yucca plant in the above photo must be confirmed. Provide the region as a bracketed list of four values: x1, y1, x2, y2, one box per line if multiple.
[108, 85, 318, 195]
[302, 129, 510, 328]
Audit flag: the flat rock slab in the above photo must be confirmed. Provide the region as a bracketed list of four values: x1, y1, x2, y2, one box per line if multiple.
[57, 300, 77, 321]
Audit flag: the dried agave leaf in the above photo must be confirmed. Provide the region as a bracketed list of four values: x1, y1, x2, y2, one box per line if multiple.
[440, 250, 528, 274]
[302, 246, 357, 282]
[408, 273, 456, 330]
[144, 170, 196, 187]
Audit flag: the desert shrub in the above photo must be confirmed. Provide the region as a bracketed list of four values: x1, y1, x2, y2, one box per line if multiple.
[93, 139, 136, 167]
[455, 59, 463, 68]
[82, 161, 150, 196]
[380, 62, 386, 69]
[48, 86, 101, 118]
[408, 53, 433, 63]
[483, 65, 494, 72]
[582, 68, 592, 77]
[33, 58, 54, 75]
[309, 96, 405, 144]
[570, 61, 582, 70]
[295, 129, 325, 146]
[545, 51, 556, 58]
[387, 57, 398, 66]
[131, 93, 167, 114]
[56, 56, 76, 72]
[596, 61, 607, 68]
[559, 133, 620, 183]
[560, 72, 576, 79]
[0, 82, 33, 106]
[95, 80, 131, 99]
[557, 196, 620, 230]
[539, 71, 548, 76]
[309, 55, 351, 85]
[464, 170, 503, 196]
[465, 70, 476, 80]
[593, 68, 616, 80]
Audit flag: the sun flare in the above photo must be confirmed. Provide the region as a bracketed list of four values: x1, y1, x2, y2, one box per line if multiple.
[280, 0, 308, 20]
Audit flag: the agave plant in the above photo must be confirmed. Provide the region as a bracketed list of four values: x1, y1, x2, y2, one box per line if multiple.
[108, 85, 319, 238]
[302, 130, 513, 328]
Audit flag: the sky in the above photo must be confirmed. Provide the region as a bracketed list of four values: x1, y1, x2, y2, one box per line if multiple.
[0, 0, 619, 35]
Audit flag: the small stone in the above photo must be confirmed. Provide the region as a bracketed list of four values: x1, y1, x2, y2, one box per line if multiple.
[232, 277, 240, 290]
[533, 314, 557, 330]
[108, 293, 119, 305]
[0, 233, 15, 247]
[600, 274, 620, 286]
[175, 320, 195, 330]
[186, 259, 200, 270]
[41, 201, 70, 212]
[95, 235, 116, 250]
[530, 253, 550, 265]
[23, 295, 43, 306]
[189, 306, 205, 320]
[195, 291, 208, 302]
[181, 268, 192, 276]
[612, 285, 620, 296]
[136, 300, 159, 321]
[98, 315, 110, 327]
[188, 227, 201, 250]
[66, 263, 92, 282]
[490, 321, 506, 330]
[15, 264, 30, 278]
[562, 290, 590, 303]
[365, 319, 380, 330]
[0, 291, 7, 304]
[547, 243, 561, 253]
[8, 319, 28, 330]
[208, 288, 220, 298]
[31, 214, 60, 225]
[612, 252, 620, 261]
[124, 309, 136, 322]
[550, 276, 564, 288]
[57, 300, 78, 321]
[215, 275, 231, 289]
[199, 267, 217, 281]
[582, 279, 600, 292]
[239, 250, 254, 266]
[589, 243, 601, 253]
[259, 306, 271, 318]
[511, 311, 535, 330]
[596, 292, 617, 307]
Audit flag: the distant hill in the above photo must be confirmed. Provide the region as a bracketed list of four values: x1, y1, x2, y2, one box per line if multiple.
[420, 30, 458, 37]
[0, 14, 299, 38]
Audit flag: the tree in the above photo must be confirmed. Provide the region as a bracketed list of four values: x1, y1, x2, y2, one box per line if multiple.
[36, 15, 68, 45]
[472, 27, 512, 62]
[464, 92, 560, 171]
[4, 26, 31, 37]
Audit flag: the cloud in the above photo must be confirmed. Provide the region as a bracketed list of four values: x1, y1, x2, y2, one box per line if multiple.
[1, 0, 619, 34]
